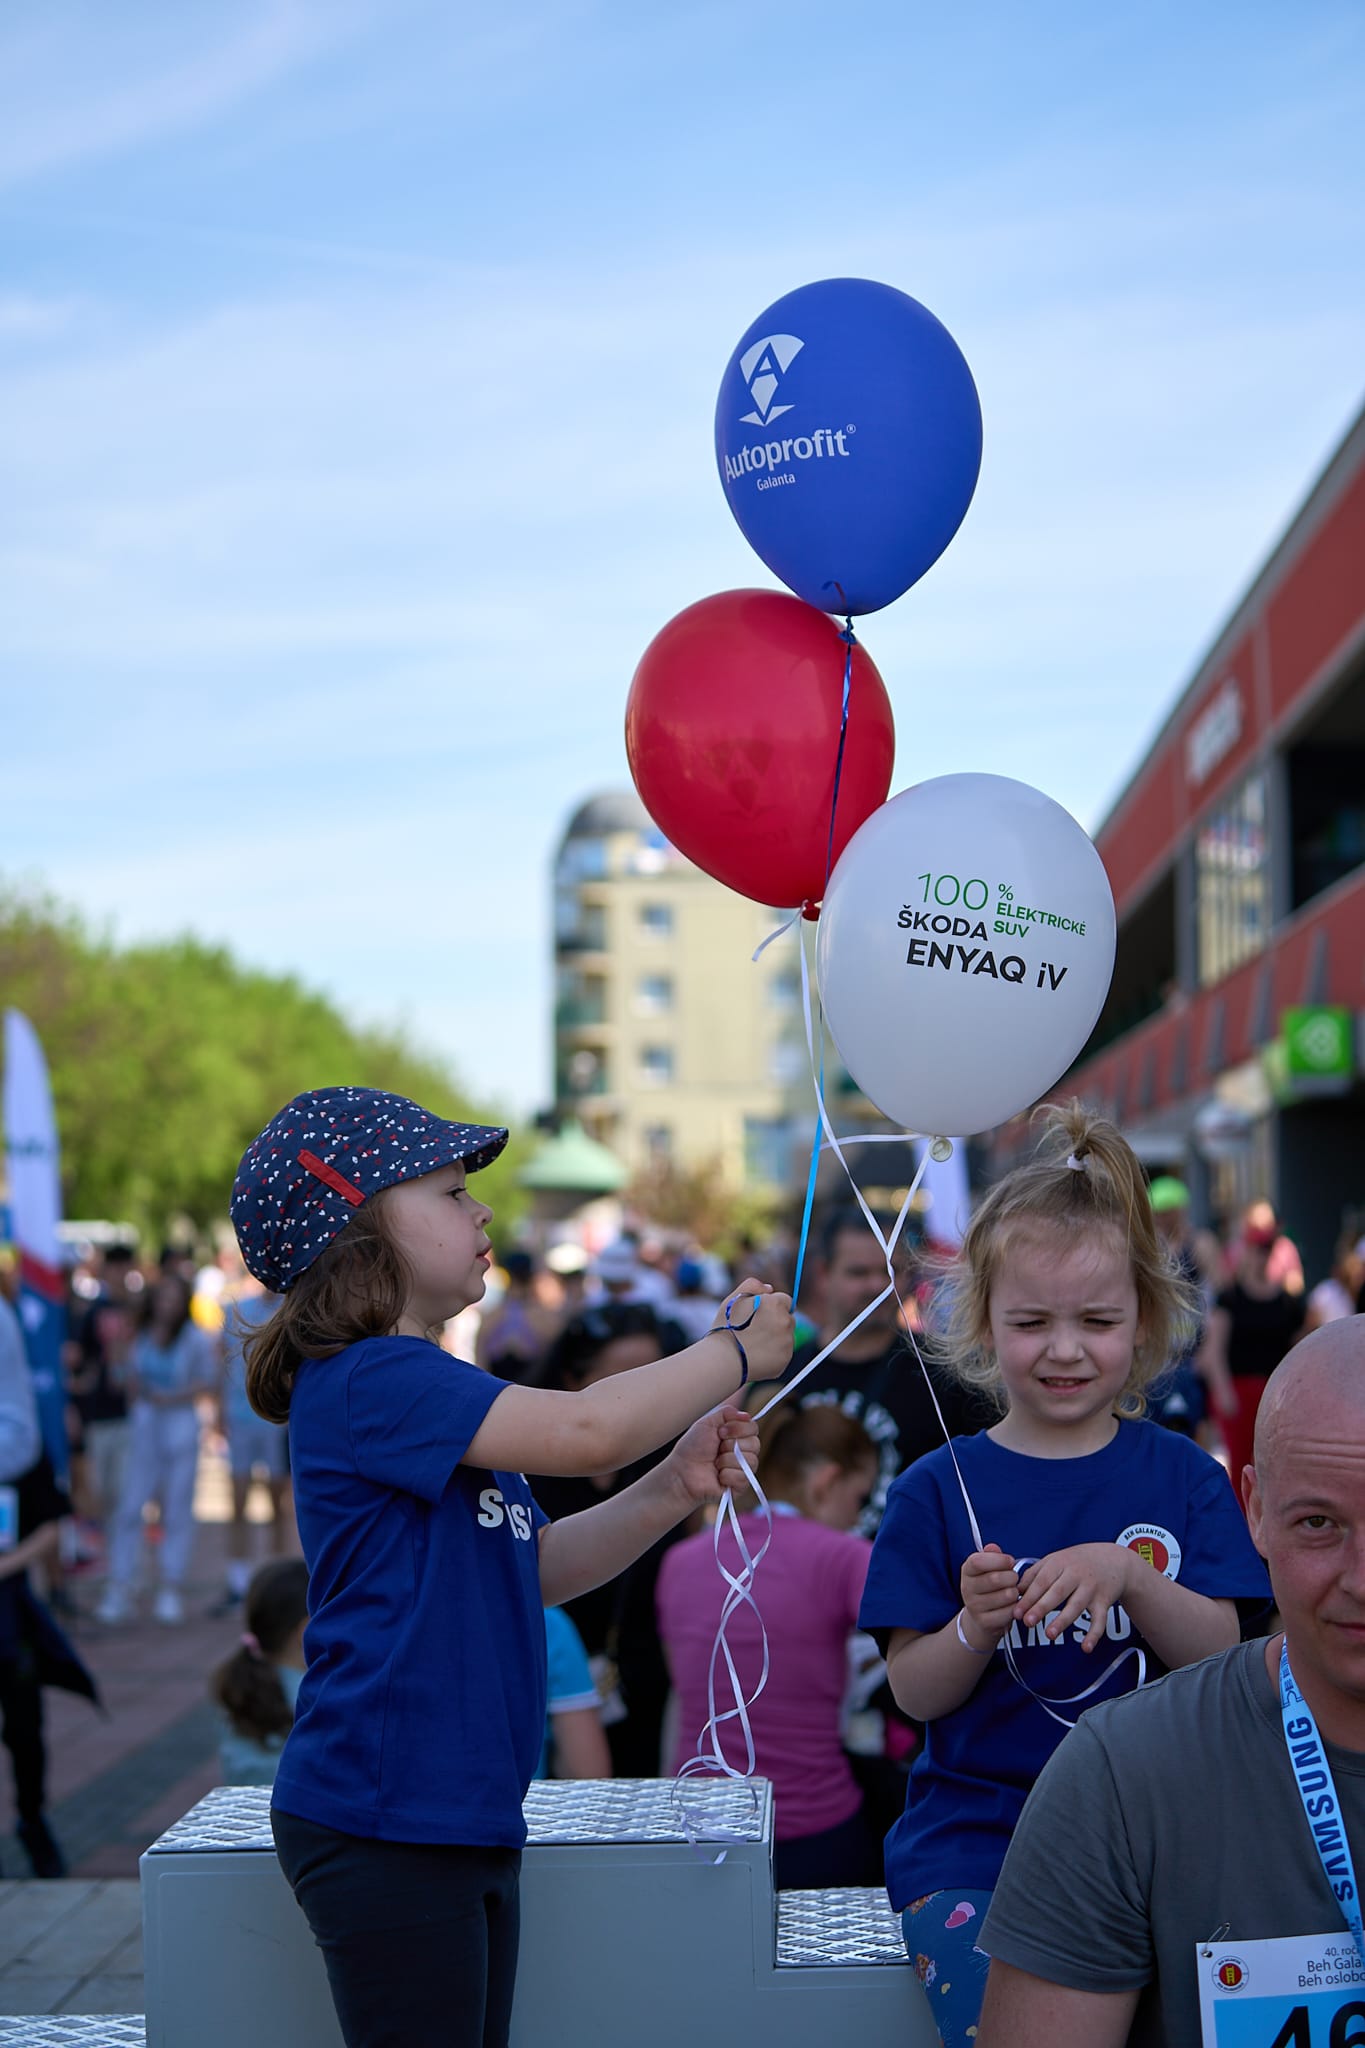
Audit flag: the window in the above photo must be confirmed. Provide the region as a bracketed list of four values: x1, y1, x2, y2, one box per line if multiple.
[744, 1116, 794, 1186]
[555, 836, 607, 884]
[638, 1044, 674, 1087]
[1195, 774, 1271, 988]
[577, 903, 608, 952]
[638, 902, 674, 940]
[766, 968, 801, 1011]
[1289, 742, 1365, 911]
[626, 828, 673, 877]
[635, 973, 673, 1014]
[562, 1047, 609, 1097]
[644, 1123, 673, 1163]
[557, 974, 607, 1028]
[555, 896, 607, 952]
[768, 1042, 804, 1086]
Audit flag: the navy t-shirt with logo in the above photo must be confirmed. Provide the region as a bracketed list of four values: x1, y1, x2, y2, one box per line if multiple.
[272, 1336, 547, 1847]
[858, 1420, 1271, 1905]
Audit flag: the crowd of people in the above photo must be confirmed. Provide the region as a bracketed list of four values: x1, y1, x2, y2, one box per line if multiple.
[0, 1088, 1359, 2047]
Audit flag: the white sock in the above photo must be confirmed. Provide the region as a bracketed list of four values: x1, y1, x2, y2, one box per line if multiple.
[227, 1559, 252, 1597]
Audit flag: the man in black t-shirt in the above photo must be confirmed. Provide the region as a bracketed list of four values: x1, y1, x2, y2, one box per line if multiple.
[67, 1245, 137, 1533]
[754, 1207, 993, 1537]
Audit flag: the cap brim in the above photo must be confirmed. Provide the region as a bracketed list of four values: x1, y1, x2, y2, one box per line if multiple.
[435, 1122, 510, 1176]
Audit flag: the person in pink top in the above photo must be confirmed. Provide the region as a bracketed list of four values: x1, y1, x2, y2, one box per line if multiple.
[656, 1406, 878, 1889]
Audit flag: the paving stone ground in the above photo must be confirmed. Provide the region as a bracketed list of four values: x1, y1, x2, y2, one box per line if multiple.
[0, 1448, 297, 2014]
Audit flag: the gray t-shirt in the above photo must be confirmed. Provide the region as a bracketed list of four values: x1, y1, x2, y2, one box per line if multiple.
[980, 1638, 1365, 2048]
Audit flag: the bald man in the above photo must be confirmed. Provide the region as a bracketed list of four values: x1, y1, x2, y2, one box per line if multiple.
[973, 1319, 1365, 2048]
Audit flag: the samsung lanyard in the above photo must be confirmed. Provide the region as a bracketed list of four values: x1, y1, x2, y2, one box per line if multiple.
[1280, 1638, 1365, 1972]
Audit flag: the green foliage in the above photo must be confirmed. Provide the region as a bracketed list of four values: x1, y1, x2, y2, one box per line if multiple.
[624, 1154, 782, 1265]
[0, 885, 524, 1243]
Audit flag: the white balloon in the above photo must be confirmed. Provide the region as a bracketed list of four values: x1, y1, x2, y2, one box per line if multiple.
[815, 774, 1116, 1138]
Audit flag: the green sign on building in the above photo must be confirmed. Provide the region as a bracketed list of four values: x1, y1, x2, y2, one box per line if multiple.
[1282, 1006, 1354, 1080]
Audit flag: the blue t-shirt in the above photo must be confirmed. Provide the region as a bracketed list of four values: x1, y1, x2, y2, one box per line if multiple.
[536, 1605, 600, 1778]
[220, 1294, 277, 1429]
[272, 1336, 548, 1848]
[132, 1321, 217, 1398]
[858, 1420, 1271, 1906]
[219, 1664, 304, 1788]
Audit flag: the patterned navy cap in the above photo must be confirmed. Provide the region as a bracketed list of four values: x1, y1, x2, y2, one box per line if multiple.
[231, 1086, 509, 1292]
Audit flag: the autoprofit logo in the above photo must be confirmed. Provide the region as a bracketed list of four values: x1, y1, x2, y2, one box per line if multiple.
[739, 334, 804, 424]
[723, 329, 856, 491]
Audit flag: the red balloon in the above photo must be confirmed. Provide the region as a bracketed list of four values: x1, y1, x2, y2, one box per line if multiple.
[625, 589, 896, 910]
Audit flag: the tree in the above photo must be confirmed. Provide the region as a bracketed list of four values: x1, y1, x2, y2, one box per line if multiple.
[623, 1154, 783, 1264]
[0, 886, 524, 1242]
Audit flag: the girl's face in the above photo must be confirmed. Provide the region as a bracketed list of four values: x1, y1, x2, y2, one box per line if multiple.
[384, 1163, 493, 1334]
[152, 1277, 190, 1329]
[987, 1228, 1140, 1452]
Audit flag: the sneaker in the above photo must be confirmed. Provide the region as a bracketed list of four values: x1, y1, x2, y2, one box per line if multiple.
[153, 1587, 184, 1626]
[95, 1586, 131, 1625]
[207, 1588, 244, 1620]
[17, 1816, 67, 1880]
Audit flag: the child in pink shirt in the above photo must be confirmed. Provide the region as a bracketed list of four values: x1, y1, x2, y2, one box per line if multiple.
[656, 1406, 877, 1888]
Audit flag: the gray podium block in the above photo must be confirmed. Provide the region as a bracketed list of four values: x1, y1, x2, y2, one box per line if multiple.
[142, 1782, 937, 2048]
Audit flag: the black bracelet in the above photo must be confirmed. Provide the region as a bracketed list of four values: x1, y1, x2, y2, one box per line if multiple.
[721, 1327, 749, 1386]
[721, 1294, 759, 1387]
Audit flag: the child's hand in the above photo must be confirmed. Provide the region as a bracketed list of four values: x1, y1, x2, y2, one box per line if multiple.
[665, 1405, 760, 1508]
[1014, 1543, 1136, 1653]
[959, 1542, 1018, 1650]
[713, 1279, 794, 1386]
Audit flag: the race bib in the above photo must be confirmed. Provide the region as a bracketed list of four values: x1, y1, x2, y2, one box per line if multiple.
[1198, 1932, 1365, 2046]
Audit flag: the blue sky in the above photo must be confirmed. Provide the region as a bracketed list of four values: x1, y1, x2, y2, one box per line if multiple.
[3, 0, 1363, 1116]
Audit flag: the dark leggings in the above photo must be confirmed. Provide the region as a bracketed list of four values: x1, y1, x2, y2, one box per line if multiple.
[773, 1804, 874, 1890]
[0, 1659, 47, 1824]
[271, 1809, 521, 2048]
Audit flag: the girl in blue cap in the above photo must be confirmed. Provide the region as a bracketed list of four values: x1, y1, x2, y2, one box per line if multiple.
[231, 1086, 792, 2048]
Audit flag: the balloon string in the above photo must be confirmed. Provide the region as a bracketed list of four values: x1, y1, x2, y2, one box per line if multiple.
[789, 615, 855, 1308]
[822, 615, 855, 894]
[671, 1446, 772, 1860]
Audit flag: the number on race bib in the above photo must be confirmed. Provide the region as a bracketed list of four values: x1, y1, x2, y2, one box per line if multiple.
[1266, 2001, 1365, 2048]
[1330, 2000, 1365, 2048]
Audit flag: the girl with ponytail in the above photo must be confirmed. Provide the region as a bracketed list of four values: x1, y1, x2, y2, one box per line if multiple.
[858, 1104, 1271, 2048]
[213, 1558, 309, 1786]
[656, 1405, 879, 1890]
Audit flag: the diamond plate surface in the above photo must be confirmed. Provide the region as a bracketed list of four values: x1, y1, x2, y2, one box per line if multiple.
[776, 1889, 908, 1967]
[147, 1778, 770, 1856]
[0, 2022, 146, 2044]
[146, 1783, 274, 1853]
[524, 1777, 768, 1845]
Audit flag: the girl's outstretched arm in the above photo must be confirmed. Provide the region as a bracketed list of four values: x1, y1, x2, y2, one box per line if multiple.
[536, 1406, 758, 1607]
[465, 1281, 792, 1479]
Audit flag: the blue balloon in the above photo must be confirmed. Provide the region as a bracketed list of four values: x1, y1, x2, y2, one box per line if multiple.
[714, 277, 983, 616]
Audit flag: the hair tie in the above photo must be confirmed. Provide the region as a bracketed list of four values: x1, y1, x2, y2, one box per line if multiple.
[1066, 1153, 1088, 1172]
[240, 1631, 263, 1657]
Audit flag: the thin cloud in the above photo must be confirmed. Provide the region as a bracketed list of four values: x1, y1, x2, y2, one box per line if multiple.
[0, 1, 372, 191]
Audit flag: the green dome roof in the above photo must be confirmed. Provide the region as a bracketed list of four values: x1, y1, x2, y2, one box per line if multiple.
[517, 1120, 628, 1194]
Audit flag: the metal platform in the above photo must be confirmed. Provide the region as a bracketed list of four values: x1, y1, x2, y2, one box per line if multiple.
[0, 2024, 145, 2045]
[776, 1887, 908, 1967]
[138, 1779, 934, 2048]
[145, 1777, 770, 1854]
